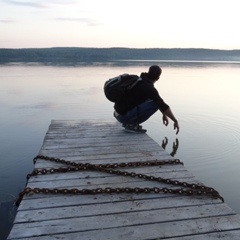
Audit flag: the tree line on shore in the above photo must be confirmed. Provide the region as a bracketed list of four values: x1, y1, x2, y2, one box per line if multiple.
[0, 47, 240, 63]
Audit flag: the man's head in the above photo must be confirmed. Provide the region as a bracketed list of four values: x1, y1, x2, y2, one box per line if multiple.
[147, 65, 162, 81]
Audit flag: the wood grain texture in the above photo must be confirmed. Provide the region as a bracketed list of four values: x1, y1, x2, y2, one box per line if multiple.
[7, 120, 240, 239]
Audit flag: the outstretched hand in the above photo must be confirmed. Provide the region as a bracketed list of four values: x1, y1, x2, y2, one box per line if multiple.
[162, 115, 169, 126]
[174, 121, 180, 135]
[162, 108, 179, 135]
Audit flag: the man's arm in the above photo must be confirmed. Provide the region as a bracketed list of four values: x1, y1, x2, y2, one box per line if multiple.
[162, 108, 180, 134]
[148, 87, 179, 134]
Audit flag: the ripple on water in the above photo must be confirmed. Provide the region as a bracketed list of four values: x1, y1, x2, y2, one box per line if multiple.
[147, 112, 240, 174]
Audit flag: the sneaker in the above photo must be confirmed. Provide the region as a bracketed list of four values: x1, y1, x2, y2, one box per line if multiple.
[124, 124, 147, 133]
[122, 123, 140, 128]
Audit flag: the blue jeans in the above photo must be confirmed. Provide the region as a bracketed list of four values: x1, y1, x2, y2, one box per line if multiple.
[114, 100, 158, 125]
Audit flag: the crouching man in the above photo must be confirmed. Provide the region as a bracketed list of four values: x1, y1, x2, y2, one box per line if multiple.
[114, 65, 180, 134]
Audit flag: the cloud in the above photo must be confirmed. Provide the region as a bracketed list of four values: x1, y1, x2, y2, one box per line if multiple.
[0, 19, 15, 23]
[55, 17, 101, 26]
[3, 0, 78, 8]
[16, 102, 56, 110]
[4, 0, 47, 8]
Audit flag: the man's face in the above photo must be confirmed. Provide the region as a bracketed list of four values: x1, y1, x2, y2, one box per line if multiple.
[153, 75, 160, 84]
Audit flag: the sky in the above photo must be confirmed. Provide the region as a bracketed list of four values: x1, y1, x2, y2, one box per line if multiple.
[0, 0, 240, 50]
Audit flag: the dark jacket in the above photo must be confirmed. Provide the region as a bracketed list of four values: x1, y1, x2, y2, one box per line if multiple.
[114, 72, 169, 115]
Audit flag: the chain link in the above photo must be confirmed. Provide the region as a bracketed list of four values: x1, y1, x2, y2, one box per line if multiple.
[15, 155, 224, 207]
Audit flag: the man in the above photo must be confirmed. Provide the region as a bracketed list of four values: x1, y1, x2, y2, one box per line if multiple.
[113, 65, 180, 134]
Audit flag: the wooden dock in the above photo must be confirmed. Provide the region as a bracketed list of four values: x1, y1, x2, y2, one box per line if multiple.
[8, 120, 240, 239]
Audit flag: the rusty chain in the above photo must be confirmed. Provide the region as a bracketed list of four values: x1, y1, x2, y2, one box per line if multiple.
[15, 155, 224, 207]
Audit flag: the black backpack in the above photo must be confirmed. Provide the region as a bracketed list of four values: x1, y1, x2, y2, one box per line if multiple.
[104, 74, 142, 102]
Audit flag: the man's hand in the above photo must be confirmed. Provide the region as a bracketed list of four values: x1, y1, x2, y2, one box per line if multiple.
[162, 108, 179, 134]
[174, 121, 180, 134]
[162, 115, 169, 126]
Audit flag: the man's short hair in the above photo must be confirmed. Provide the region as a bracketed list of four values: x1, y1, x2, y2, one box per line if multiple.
[147, 65, 162, 80]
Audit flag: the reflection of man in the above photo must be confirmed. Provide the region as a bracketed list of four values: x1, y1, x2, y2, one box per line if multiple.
[162, 137, 168, 149]
[114, 65, 180, 134]
[162, 137, 179, 157]
[171, 138, 179, 157]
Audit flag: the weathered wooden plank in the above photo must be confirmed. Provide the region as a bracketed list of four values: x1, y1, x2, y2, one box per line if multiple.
[40, 144, 162, 152]
[43, 129, 153, 140]
[41, 139, 155, 149]
[8, 212, 240, 239]
[34, 151, 173, 163]
[44, 127, 126, 135]
[38, 151, 171, 158]
[28, 168, 193, 182]
[17, 229, 240, 240]
[169, 231, 240, 240]
[44, 130, 150, 137]
[18, 195, 221, 211]
[15, 199, 226, 223]
[34, 157, 183, 168]
[50, 119, 117, 125]
[34, 158, 179, 169]
[26, 176, 199, 189]
[39, 143, 164, 156]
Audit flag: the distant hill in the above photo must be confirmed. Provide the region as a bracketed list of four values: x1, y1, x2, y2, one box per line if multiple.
[0, 47, 240, 63]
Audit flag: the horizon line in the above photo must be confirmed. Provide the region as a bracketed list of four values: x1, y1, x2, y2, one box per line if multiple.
[1, 47, 240, 51]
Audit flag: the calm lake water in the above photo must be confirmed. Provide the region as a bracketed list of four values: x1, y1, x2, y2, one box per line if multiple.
[1, 61, 240, 239]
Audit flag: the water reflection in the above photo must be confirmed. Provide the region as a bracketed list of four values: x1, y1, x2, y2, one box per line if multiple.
[4, 60, 240, 68]
[0, 201, 17, 240]
[161, 137, 179, 157]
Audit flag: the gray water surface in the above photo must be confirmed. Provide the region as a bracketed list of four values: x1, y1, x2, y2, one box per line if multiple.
[1, 61, 240, 239]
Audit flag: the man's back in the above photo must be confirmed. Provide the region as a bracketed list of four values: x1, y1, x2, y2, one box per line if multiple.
[114, 72, 169, 115]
